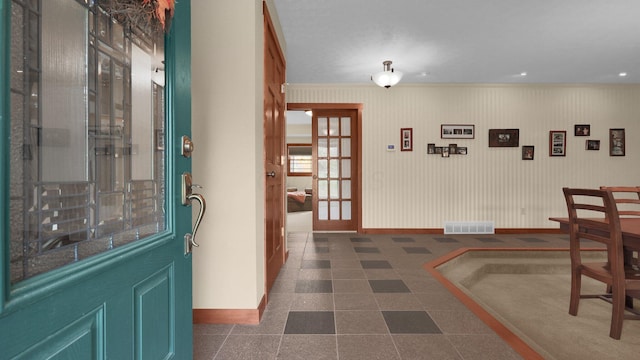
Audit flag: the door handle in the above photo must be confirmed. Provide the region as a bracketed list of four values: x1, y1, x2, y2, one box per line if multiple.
[182, 172, 206, 254]
[266, 171, 276, 178]
[186, 193, 206, 248]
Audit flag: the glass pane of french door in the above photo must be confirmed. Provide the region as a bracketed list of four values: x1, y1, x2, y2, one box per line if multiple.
[9, 0, 166, 284]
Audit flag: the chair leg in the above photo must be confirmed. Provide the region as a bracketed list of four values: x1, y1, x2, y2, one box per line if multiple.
[610, 285, 625, 340]
[569, 270, 581, 315]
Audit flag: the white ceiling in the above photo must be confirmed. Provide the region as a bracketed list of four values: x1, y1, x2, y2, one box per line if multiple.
[272, 0, 640, 84]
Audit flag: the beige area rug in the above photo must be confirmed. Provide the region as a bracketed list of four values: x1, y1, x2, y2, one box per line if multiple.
[437, 250, 640, 360]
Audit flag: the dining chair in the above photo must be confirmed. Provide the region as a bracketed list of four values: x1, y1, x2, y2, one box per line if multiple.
[600, 186, 640, 267]
[599, 186, 640, 217]
[562, 187, 640, 339]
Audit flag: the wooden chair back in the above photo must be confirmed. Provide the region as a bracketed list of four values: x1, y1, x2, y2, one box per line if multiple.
[563, 187, 624, 265]
[600, 186, 640, 217]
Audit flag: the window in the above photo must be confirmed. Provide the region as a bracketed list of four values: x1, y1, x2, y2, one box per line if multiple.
[287, 144, 312, 176]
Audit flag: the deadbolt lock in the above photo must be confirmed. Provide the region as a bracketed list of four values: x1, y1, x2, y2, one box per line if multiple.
[182, 135, 194, 158]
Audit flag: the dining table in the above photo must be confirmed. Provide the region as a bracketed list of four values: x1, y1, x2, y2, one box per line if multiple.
[549, 217, 640, 252]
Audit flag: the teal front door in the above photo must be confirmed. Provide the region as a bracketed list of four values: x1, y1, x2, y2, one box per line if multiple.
[0, 1, 195, 358]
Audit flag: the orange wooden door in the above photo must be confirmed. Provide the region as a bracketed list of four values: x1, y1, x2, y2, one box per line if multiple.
[313, 109, 359, 231]
[264, 4, 286, 292]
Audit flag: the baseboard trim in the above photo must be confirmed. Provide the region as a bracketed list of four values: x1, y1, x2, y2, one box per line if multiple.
[193, 295, 266, 325]
[361, 228, 563, 235]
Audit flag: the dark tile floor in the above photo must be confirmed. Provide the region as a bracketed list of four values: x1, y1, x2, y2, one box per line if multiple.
[194, 231, 571, 359]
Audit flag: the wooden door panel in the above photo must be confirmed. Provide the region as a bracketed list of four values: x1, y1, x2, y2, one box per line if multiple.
[264, 4, 286, 293]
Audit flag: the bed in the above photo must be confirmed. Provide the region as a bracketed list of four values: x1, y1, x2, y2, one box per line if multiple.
[287, 187, 312, 212]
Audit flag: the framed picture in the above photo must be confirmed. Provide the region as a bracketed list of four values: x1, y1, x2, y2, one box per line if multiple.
[427, 143, 435, 154]
[586, 140, 600, 150]
[574, 124, 590, 136]
[488, 129, 519, 147]
[457, 147, 467, 155]
[448, 143, 457, 154]
[441, 124, 475, 139]
[549, 130, 566, 156]
[401, 128, 413, 151]
[441, 147, 450, 157]
[522, 145, 535, 160]
[610, 128, 625, 156]
[434, 147, 443, 154]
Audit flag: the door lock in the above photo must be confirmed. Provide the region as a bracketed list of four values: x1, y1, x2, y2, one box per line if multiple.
[182, 135, 194, 158]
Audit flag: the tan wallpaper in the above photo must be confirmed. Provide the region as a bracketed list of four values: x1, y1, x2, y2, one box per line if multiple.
[287, 84, 640, 229]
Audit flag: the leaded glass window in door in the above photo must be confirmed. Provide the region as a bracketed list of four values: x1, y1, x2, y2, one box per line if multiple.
[9, 0, 166, 283]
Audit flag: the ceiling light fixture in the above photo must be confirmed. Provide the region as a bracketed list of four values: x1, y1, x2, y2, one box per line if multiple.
[371, 60, 403, 88]
[619, 72, 628, 77]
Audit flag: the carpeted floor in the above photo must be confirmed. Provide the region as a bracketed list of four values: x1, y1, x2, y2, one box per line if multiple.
[435, 249, 640, 360]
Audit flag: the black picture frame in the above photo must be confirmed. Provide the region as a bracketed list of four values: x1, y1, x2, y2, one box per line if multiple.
[610, 128, 625, 156]
[586, 140, 600, 150]
[574, 124, 590, 136]
[522, 145, 534, 160]
[488, 129, 519, 147]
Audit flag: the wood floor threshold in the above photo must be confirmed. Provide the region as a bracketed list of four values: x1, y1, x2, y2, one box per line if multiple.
[193, 295, 266, 325]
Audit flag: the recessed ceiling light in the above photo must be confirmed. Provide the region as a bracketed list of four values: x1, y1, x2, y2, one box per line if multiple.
[619, 72, 628, 77]
[520, 72, 527, 76]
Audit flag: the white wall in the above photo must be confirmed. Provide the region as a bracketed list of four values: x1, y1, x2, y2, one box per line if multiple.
[191, 0, 266, 310]
[287, 84, 640, 229]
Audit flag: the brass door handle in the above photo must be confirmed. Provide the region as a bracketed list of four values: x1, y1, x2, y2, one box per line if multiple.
[266, 171, 276, 178]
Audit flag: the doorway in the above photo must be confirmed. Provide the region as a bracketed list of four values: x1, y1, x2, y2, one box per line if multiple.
[285, 111, 313, 232]
[287, 103, 362, 232]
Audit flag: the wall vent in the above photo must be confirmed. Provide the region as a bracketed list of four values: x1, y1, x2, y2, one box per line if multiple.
[444, 221, 495, 234]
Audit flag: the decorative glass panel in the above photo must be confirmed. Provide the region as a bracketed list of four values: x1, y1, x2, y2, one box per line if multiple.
[329, 138, 339, 157]
[342, 201, 352, 220]
[318, 159, 328, 179]
[318, 180, 328, 199]
[342, 180, 351, 199]
[317, 138, 327, 157]
[318, 201, 329, 220]
[318, 117, 328, 136]
[341, 117, 351, 136]
[329, 159, 339, 178]
[329, 117, 339, 136]
[329, 180, 339, 200]
[330, 201, 340, 220]
[341, 138, 351, 157]
[341, 159, 351, 180]
[9, 0, 166, 284]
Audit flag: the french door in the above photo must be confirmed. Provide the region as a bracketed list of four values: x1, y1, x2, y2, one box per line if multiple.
[312, 109, 359, 231]
[0, 1, 194, 358]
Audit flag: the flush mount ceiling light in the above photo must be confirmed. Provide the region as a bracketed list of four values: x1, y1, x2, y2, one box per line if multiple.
[371, 60, 403, 88]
